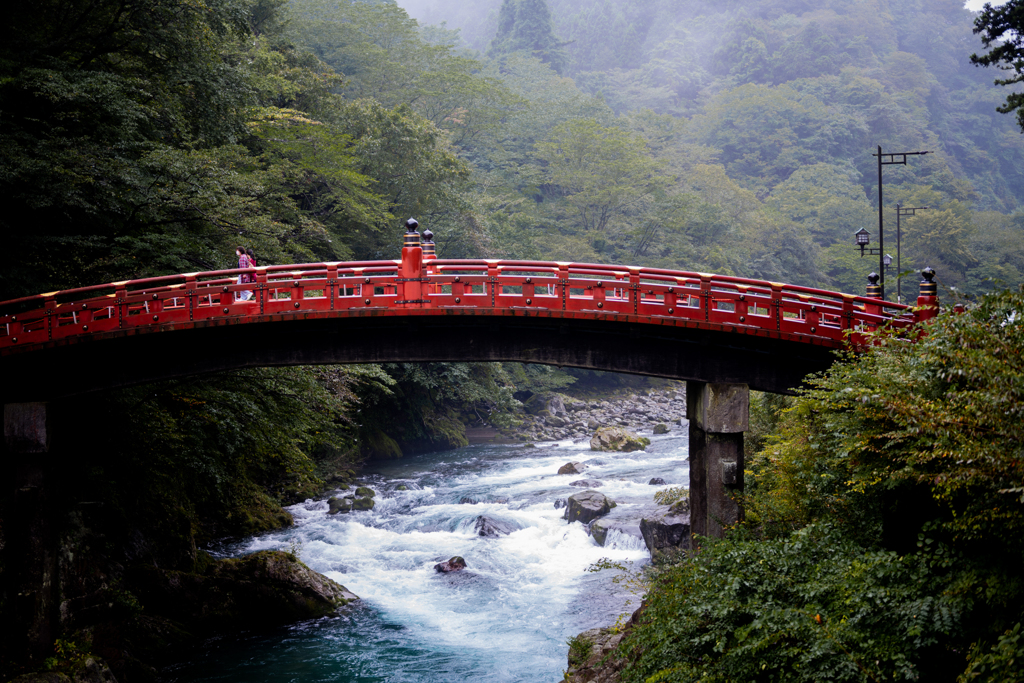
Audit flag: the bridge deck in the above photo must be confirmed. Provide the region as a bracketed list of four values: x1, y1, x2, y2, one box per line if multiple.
[0, 259, 914, 353]
[0, 258, 928, 399]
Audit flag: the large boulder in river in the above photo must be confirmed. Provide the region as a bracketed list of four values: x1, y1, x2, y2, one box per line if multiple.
[558, 462, 585, 475]
[639, 509, 691, 564]
[328, 497, 353, 514]
[352, 496, 375, 511]
[132, 550, 358, 633]
[590, 427, 650, 452]
[565, 490, 616, 525]
[434, 556, 467, 573]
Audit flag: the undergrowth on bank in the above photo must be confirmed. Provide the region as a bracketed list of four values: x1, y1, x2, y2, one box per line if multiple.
[618, 287, 1024, 683]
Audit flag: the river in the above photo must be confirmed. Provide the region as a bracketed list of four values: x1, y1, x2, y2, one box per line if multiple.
[164, 432, 689, 682]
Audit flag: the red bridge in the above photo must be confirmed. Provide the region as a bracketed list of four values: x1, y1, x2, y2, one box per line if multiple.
[0, 226, 943, 651]
[0, 227, 938, 401]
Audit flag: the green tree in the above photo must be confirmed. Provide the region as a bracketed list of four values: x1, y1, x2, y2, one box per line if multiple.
[534, 118, 664, 237]
[689, 84, 865, 195]
[488, 0, 567, 74]
[971, 0, 1024, 131]
[767, 163, 875, 247]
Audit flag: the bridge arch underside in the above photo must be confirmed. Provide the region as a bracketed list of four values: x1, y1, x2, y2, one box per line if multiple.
[0, 311, 842, 402]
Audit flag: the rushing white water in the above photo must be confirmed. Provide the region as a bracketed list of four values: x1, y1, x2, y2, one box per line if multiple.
[166, 432, 689, 682]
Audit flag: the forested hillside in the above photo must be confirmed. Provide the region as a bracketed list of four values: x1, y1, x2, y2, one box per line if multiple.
[396, 0, 1024, 295]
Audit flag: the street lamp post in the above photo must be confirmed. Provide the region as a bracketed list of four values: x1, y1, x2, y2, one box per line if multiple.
[873, 146, 930, 299]
[895, 204, 928, 304]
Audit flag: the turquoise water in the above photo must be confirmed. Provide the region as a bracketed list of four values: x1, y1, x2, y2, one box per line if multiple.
[165, 434, 689, 682]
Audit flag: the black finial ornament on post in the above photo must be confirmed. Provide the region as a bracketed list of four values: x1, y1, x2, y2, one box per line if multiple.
[866, 272, 882, 299]
[919, 267, 937, 297]
[421, 229, 435, 259]
[404, 218, 421, 248]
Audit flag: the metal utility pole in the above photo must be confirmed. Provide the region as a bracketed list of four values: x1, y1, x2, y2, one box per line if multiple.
[873, 146, 930, 299]
[895, 204, 927, 304]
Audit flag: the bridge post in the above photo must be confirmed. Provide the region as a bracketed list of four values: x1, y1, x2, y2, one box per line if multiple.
[687, 382, 748, 542]
[915, 267, 939, 323]
[422, 229, 436, 295]
[2, 402, 59, 667]
[400, 218, 423, 307]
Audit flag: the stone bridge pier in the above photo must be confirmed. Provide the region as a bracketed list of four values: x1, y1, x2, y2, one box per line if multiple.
[687, 382, 748, 540]
[2, 401, 57, 667]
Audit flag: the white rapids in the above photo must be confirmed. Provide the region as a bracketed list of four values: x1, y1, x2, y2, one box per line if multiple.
[165, 432, 689, 683]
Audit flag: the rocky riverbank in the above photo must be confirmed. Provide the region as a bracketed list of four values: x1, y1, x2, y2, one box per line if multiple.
[501, 387, 687, 443]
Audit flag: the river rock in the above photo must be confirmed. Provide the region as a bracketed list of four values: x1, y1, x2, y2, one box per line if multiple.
[564, 490, 616, 525]
[589, 521, 642, 548]
[586, 417, 600, 429]
[524, 392, 567, 417]
[133, 550, 358, 633]
[434, 556, 467, 573]
[327, 497, 353, 514]
[589, 427, 650, 452]
[569, 479, 603, 488]
[639, 508, 691, 563]
[546, 414, 567, 427]
[474, 516, 519, 537]
[653, 423, 669, 434]
[355, 486, 376, 498]
[554, 498, 567, 509]
[648, 477, 666, 485]
[352, 496, 375, 511]
[460, 496, 479, 505]
[558, 461, 585, 475]
[564, 609, 642, 683]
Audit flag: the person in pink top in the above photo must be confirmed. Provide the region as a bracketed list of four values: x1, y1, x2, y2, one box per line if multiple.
[236, 246, 253, 301]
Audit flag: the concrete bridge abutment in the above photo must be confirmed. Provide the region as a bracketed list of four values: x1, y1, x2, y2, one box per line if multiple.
[687, 382, 748, 542]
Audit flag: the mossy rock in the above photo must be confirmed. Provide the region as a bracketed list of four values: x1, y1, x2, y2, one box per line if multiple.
[355, 486, 376, 498]
[363, 427, 403, 459]
[131, 550, 358, 634]
[352, 497, 375, 511]
[589, 427, 650, 452]
[328, 497, 353, 515]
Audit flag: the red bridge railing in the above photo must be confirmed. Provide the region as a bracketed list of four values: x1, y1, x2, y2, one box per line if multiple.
[0, 235, 939, 356]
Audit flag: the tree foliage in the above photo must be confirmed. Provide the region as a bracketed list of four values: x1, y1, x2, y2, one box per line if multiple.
[488, 0, 567, 74]
[971, 0, 1024, 131]
[621, 288, 1024, 683]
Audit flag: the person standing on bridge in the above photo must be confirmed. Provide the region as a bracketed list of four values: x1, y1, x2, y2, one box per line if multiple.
[236, 246, 254, 301]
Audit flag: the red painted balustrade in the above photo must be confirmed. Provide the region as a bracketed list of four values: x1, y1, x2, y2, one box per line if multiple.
[0, 258, 934, 356]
